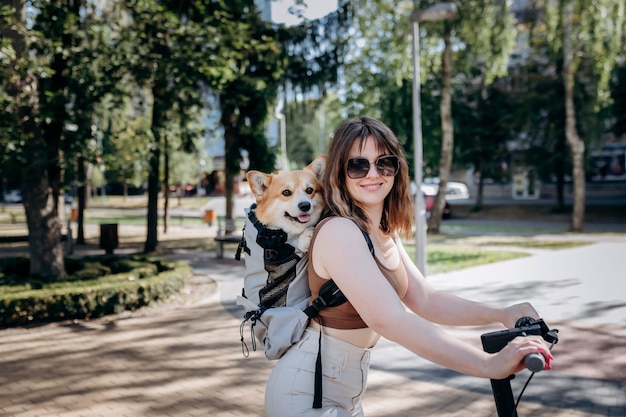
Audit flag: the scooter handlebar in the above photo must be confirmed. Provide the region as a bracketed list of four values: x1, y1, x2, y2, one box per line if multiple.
[481, 317, 558, 374]
[524, 352, 546, 372]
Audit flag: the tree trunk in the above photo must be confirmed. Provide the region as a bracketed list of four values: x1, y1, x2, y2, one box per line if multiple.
[477, 173, 485, 209]
[144, 87, 163, 253]
[223, 124, 237, 234]
[22, 158, 65, 277]
[145, 137, 160, 253]
[475, 159, 484, 210]
[428, 24, 454, 233]
[221, 106, 240, 235]
[76, 156, 86, 244]
[563, 1, 585, 232]
[18, 74, 65, 276]
[555, 132, 566, 211]
[163, 133, 170, 235]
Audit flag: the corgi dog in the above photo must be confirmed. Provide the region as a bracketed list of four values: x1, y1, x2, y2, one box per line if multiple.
[246, 155, 326, 253]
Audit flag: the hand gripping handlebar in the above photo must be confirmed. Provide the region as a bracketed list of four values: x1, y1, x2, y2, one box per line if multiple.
[481, 317, 559, 417]
[481, 317, 559, 371]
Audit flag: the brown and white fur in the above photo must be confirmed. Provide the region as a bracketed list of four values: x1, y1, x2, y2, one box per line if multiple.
[246, 155, 326, 254]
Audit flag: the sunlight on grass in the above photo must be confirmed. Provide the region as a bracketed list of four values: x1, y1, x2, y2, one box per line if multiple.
[475, 240, 589, 250]
[402, 243, 529, 275]
[448, 235, 591, 250]
[90, 195, 212, 210]
[441, 223, 566, 234]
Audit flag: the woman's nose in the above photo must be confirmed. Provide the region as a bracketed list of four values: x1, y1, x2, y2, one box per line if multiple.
[366, 161, 379, 177]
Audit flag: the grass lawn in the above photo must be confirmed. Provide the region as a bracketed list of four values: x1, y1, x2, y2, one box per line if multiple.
[399, 242, 529, 275]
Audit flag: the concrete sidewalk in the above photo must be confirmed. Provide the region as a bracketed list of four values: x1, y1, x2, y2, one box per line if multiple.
[0, 230, 625, 416]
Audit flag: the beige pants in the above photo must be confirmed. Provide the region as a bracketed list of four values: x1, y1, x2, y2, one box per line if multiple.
[265, 328, 372, 417]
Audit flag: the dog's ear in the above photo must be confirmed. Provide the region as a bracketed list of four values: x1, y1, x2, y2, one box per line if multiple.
[306, 154, 326, 180]
[246, 170, 272, 201]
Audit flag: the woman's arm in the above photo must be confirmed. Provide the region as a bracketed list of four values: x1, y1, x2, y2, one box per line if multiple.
[312, 218, 551, 379]
[395, 237, 540, 329]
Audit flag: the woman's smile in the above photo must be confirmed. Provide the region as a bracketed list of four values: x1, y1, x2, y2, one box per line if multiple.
[360, 182, 383, 191]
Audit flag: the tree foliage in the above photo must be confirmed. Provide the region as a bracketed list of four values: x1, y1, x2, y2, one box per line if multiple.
[1, 0, 119, 276]
[519, 0, 624, 231]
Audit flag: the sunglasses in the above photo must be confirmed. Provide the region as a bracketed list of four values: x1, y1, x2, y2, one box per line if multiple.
[346, 155, 399, 179]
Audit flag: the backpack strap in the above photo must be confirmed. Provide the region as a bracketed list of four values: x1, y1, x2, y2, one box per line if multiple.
[302, 229, 372, 319]
[361, 227, 375, 256]
[249, 203, 289, 249]
[306, 217, 375, 409]
[237, 203, 291, 261]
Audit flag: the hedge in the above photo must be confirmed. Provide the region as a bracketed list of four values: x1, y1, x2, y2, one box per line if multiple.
[0, 256, 192, 329]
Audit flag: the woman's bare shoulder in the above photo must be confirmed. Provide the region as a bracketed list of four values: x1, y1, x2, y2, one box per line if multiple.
[315, 217, 371, 255]
[317, 216, 362, 235]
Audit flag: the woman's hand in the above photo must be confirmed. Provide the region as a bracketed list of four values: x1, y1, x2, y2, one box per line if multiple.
[500, 303, 540, 329]
[487, 335, 554, 380]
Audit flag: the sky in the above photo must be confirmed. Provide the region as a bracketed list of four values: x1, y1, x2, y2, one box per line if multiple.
[271, 0, 338, 26]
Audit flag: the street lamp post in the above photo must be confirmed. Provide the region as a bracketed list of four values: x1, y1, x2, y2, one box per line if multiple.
[411, 2, 457, 275]
[276, 112, 287, 171]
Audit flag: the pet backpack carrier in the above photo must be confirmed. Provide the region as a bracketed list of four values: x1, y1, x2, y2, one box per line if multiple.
[236, 205, 373, 408]
[236, 204, 352, 360]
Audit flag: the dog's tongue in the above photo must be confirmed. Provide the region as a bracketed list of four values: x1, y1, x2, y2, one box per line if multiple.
[298, 214, 311, 223]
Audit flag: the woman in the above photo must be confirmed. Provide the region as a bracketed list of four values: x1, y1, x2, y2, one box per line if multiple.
[265, 116, 553, 417]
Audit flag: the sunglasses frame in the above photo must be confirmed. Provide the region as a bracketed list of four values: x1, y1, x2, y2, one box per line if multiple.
[346, 155, 400, 179]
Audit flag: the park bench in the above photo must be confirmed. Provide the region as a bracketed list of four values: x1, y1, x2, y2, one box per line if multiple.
[214, 217, 243, 259]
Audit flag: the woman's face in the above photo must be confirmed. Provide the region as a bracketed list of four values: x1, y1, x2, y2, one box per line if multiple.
[345, 136, 395, 209]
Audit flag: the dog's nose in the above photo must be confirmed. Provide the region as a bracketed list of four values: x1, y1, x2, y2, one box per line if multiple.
[298, 201, 312, 212]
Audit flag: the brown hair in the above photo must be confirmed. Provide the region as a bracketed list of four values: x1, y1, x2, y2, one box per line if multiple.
[323, 116, 413, 238]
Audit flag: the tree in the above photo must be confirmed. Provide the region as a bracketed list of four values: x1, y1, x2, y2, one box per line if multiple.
[426, 0, 517, 233]
[1, 1, 65, 276]
[1, 0, 113, 276]
[216, 0, 351, 231]
[65, 3, 126, 245]
[284, 94, 344, 168]
[215, 2, 285, 232]
[118, 0, 239, 250]
[454, 82, 512, 208]
[562, 2, 586, 231]
[342, 0, 517, 233]
[102, 100, 152, 200]
[533, 0, 624, 232]
[426, 18, 455, 233]
[506, 39, 570, 211]
[341, 0, 440, 176]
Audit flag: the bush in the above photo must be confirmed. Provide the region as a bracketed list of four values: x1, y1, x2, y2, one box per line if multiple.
[0, 254, 192, 329]
[0, 257, 30, 285]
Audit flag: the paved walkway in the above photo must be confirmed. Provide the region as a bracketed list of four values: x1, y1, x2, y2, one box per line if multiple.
[0, 223, 625, 416]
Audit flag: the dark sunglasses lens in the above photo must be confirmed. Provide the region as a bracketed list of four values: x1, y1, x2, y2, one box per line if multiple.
[347, 158, 371, 179]
[376, 156, 398, 176]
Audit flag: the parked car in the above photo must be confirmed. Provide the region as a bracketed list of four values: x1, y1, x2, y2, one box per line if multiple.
[421, 184, 452, 219]
[2, 189, 22, 203]
[423, 177, 470, 200]
[410, 181, 466, 220]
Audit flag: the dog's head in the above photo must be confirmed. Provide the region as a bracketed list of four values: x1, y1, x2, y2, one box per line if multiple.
[246, 155, 326, 237]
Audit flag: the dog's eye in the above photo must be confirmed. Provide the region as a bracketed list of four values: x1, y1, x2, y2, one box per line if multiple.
[305, 187, 314, 195]
[282, 190, 292, 197]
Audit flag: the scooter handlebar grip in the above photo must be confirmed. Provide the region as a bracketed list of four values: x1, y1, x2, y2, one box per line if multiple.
[524, 353, 545, 373]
